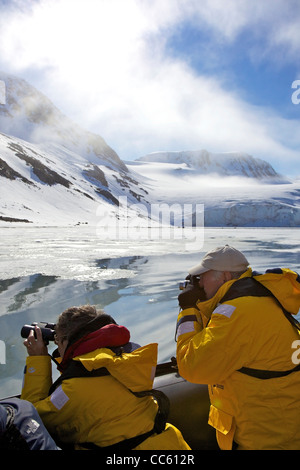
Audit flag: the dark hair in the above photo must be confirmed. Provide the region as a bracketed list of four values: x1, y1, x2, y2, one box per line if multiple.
[56, 305, 116, 344]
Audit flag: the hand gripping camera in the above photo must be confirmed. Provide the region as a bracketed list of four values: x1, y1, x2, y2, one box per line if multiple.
[179, 275, 200, 290]
[21, 322, 56, 344]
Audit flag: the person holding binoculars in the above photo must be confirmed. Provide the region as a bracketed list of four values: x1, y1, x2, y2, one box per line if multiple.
[21, 305, 190, 451]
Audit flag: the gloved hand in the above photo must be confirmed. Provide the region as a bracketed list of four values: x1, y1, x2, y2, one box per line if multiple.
[178, 277, 206, 310]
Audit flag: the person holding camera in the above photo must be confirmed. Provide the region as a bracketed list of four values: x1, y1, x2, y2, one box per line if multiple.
[22, 305, 190, 450]
[176, 245, 300, 450]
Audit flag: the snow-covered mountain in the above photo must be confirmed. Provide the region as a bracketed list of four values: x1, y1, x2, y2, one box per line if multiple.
[137, 150, 288, 182]
[0, 131, 152, 225]
[127, 154, 300, 227]
[0, 72, 300, 227]
[0, 72, 149, 225]
[0, 72, 126, 172]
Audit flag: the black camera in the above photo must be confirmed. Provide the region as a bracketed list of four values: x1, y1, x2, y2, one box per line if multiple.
[21, 322, 56, 343]
[179, 279, 191, 290]
[179, 275, 200, 290]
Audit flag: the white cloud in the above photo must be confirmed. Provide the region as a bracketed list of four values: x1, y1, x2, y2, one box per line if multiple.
[0, 0, 299, 173]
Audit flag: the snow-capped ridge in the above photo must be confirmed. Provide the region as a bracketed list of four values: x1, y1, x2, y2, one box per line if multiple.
[0, 72, 299, 227]
[127, 153, 300, 227]
[0, 129, 148, 225]
[0, 73, 153, 224]
[0, 71, 127, 173]
[137, 149, 289, 183]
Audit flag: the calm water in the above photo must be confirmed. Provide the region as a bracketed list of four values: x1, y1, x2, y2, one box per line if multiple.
[0, 225, 299, 397]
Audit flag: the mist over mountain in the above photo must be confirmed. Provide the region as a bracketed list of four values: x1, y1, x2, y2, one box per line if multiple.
[128, 153, 300, 227]
[0, 71, 126, 172]
[0, 72, 149, 225]
[137, 150, 289, 183]
[0, 72, 299, 227]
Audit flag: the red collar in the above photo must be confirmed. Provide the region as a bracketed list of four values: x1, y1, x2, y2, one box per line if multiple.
[59, 324, 130, 371]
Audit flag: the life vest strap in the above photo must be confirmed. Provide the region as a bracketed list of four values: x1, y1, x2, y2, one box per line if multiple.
[220, 274, 300, 380]
[220, 276, 300, 332]
[79, 389, 170, 451]
[80, 428, 156, 451]
[48, 360, 109, 395]
[238, 363, 300, 380]
[48, 359, 170, 449]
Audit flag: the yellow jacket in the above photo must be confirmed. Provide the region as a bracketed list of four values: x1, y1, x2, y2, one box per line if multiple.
[176, 268, 300, 450]
[21, 342, 190, 450]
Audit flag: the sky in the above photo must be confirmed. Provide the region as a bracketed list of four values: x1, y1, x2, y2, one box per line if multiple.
[0, 0, 300, 176]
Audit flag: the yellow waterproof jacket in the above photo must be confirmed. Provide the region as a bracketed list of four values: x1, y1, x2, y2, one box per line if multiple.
[21, 342, 190, 450]
[176, 268, 300, 450]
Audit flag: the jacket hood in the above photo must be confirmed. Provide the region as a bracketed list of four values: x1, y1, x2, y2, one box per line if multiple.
[74, 342, 158, 393]
[196, 267, 300, 320]
[253, 268, 300, 315]
[59, 323, 130, 372]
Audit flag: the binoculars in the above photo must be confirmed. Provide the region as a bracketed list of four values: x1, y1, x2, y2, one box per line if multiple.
[21, 322, 56, 343]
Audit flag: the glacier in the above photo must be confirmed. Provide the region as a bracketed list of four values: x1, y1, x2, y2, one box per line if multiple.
[1, 72, 300, 228]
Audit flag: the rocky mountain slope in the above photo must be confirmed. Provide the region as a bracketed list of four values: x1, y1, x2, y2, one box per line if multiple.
[0, 72, 149, 225]
[0, 72, 299, 227]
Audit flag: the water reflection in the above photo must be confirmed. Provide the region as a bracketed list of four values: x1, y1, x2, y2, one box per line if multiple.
[1, 229, 300, 398]
[0, 254, 182, 397]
